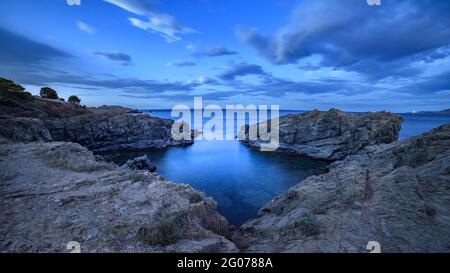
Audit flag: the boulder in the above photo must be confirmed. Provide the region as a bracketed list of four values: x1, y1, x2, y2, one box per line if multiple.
[124, 155, 157, 173]
[240, 109, 403, 161]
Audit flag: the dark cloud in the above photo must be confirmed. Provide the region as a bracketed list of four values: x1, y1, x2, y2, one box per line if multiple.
[401, 71, 450, 94]
[236, 0, 450, 79]
[94, 51, 132, 65]
[218, 64, 266, 81]
[187, 45, 238, 57]
[0, 28, 71, 65]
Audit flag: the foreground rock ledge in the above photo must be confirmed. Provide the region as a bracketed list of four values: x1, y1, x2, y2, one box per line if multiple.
[240, 109, 403, 161]
[0, 141, 238, 253]
[233, 124, 450, 253]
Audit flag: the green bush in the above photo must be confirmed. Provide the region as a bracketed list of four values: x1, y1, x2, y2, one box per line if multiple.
[40, 87, 59, 100]
[68, 95, 81, 105]
[0, 77, 25, 92]
[0, 91, 33, 105]
[0, 93, 10, 105]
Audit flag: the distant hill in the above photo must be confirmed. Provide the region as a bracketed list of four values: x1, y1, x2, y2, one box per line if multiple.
[415, 109, 450, 115]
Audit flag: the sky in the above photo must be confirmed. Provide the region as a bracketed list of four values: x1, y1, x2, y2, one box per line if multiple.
[0, 0, 449, 112]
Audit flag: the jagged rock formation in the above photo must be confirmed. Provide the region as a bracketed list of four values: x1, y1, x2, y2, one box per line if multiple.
[0, 142, 238, 253]
[44, 111, 193, 152]
[240, 109, 403, 161]
[0, 80, 193, 151]
[233, 124, 450, 253]
[0, 117, 52, 142]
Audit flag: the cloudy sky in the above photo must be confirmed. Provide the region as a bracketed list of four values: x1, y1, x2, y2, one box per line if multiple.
[0, 0, 449, 112]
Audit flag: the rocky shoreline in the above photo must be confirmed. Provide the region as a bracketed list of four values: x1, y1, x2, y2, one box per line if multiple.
[240, 109, 403, 161]
[233, 124, 450, 252]
[1, 78, 449, 253]
[0, 141, 238, 252]
[0, 86, 193, 151]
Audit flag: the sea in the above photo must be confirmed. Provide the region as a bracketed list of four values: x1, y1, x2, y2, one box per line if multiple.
[104, 110, 450, 225]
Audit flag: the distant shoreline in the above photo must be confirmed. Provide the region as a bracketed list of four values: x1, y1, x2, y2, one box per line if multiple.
[141, 109, 450, 115]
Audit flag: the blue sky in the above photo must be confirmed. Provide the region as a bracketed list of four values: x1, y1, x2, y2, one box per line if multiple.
[0, 0, 449, 112]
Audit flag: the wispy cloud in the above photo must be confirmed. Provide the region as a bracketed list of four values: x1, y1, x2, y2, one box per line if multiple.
[0, 28, 71, 65]
[166, 60, 196, 67]
[218, 63, 266, 81]
[77, 21, 95, 34]
[104, 0, 198, 42]
[94, 51, 132, 65]
[187, 44, 238, 58]
[66, 0, 81, 6]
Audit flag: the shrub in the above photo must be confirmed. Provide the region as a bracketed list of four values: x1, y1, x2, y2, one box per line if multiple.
[40, 87, 59, 100]
[425, 206, 437, 217]
[36, 143, 114, 172]
[0, 91, 34, 105]
[0, 93, 10, 105]
[188, 192, 204, 204]
[296, 213, 321, 237]
[123, 171, 147, 182]
[138, 212, 188, 246]
[0, 77, 25, 92]
[68, 95, 81, 105]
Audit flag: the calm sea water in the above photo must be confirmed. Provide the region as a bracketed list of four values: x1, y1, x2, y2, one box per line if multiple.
[104, 110, 450, 226]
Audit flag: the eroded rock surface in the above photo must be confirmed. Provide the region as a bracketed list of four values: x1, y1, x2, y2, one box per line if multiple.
[0, 117, 52, 142]
[44, 111, 192, 152]
[241, 109, 403, 161]
[0, 142, 238, 253]
[233, 124, 450, 253]
[0, 83, 193, 152]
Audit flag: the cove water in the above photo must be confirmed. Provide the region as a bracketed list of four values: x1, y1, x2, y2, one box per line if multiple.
[104, 110, 450, 226]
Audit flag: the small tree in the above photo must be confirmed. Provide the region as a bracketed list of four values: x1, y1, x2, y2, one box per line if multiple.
[0, 77, 25, 92]
[40, 87, 59, 100]
[68, 95, 81, 105]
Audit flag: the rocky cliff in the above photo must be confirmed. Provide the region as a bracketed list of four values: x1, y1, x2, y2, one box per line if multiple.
[44, 111, 192, 152]
[0, 142, 238, 253]
[240, 109, 403, 161]
[233, 124, 450, 253]
[0, 82, 193, 151]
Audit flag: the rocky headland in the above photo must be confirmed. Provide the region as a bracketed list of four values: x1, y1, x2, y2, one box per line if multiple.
[233, 124, 450, 252]
[240, 109, 403, 161]
[0, 81, 193, 151]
